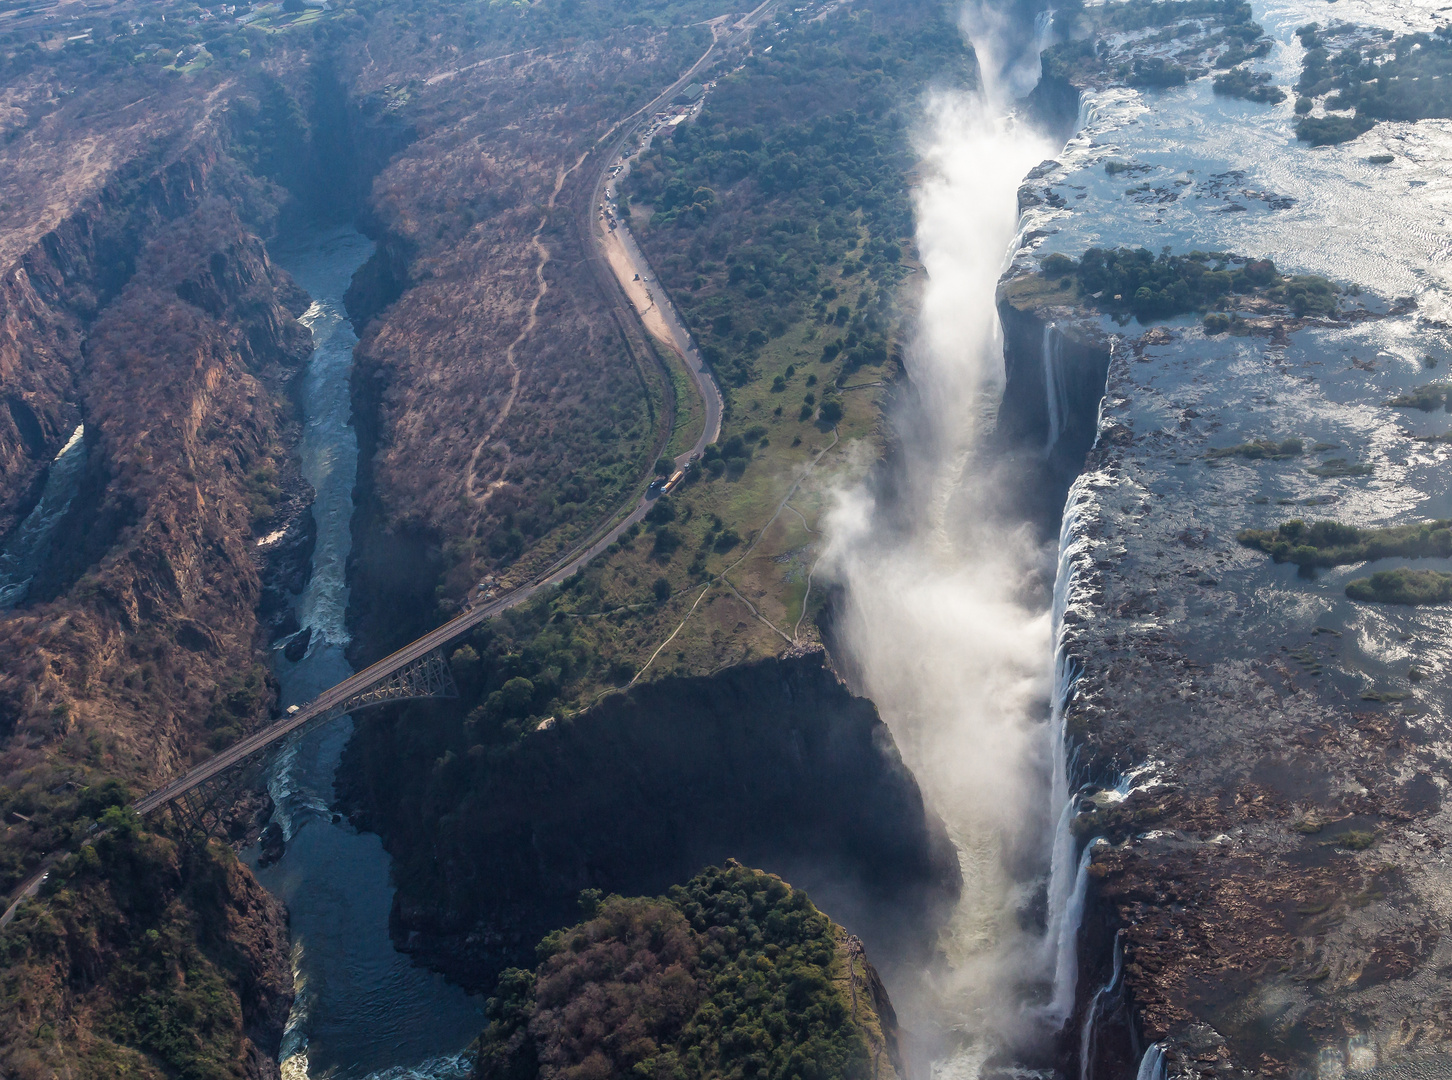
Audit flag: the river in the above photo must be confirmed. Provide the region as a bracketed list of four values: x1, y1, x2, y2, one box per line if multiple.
[252, 226, 483, 1080]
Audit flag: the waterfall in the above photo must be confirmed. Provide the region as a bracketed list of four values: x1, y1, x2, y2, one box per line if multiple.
[0, 422, 86, 610]
[1136, 1044, 1168, 1080]
[1038, 473, 1095, 1032]
[1079, 931, 1124, 1080]
[1041, 321, 1070, 452]
[1047, 841, 1095, 1025]
[1032, 8, 1056, 56]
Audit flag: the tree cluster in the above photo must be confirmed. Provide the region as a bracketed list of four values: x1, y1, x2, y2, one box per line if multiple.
[1295, 25, 1452, 143]
[477, 864, 873, 1080]
[1046, 247, 1337, 323]
[625, 0, 964, 392]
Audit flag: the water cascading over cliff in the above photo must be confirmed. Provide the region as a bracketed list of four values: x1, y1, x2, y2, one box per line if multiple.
[822, 4, 1086, 1071]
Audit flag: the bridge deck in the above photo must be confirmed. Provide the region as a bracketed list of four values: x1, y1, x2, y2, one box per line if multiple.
[132, 583, 536, 816]
[129, 0, 774, 820]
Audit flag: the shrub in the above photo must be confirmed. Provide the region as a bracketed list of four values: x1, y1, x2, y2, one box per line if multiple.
[1346, 568, 1452, 605]
[1238, 518, 1452, 569]
[1213, 66, 1287, 104]
[1295, 113, 1375, 145]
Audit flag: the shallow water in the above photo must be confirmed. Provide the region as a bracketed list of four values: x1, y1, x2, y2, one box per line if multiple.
[249, 226, 483, 1080]
[1022, 0, 1452, 722]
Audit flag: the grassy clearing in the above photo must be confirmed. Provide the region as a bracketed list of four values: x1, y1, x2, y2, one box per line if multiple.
[660, 344, 705, 460]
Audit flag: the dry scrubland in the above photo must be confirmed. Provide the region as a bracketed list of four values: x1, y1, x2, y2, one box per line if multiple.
[0, 0, 753, 1074]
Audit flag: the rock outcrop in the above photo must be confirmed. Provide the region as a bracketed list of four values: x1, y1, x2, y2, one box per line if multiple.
[339, 650, 962, 994]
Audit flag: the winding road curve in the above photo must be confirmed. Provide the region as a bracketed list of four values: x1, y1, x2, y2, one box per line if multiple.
[1, 1, 779, 931]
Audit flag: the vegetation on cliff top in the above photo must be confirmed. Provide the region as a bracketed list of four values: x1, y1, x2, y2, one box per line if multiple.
[1212, 66, 1286, 105]
[1039, 248, 1337, 324]
[1237, 519, 1452, 569]
[1346, 568, 1452, 606]
[0, 812, 289, 1080]
[625, 0, 958, 394]
[475, 864, 893, 1080]
[425, 0, 958, 697]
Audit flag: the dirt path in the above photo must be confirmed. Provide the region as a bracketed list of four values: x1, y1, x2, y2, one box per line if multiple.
[630, 428, 840, 685]
[465, 151, 589, 504]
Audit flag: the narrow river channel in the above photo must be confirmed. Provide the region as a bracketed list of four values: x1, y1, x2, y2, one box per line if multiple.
[253, 226, 483, 1080]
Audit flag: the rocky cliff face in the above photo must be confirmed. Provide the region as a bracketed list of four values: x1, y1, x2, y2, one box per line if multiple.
[0, 824, 293, 1080]
[0, 97, 319, 1075]
[995, 276, 1114, 528]
[338, 650, 962, 995]
[337, 24, 716, 660]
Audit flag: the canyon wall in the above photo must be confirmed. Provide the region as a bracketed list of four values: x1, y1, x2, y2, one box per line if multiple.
[338, 650, 963, 994]
[0, 62, 402, 1076]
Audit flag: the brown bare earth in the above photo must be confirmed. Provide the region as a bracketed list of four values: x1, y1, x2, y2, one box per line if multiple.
[341, 20, 722, 656]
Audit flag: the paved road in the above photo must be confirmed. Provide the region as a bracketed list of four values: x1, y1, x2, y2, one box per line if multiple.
[126, 2, 777, 822]
[4, 0, 782, 933]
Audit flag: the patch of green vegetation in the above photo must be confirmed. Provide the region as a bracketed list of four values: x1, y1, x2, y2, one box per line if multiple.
[1328, 830, 1377, 850]
[1054, 248, 1336, 324]
[1304, 26, 1452, 119]
[1295, 113, 1376, 146]
[1095, 0, 1255, 32]
[1294, 25, 1452, 143]
[1206, 437, 1303, 460]
[1237, 518, 1452, 569]
[475, 864, 880, 1080]
[1124, 57, 1188, 87]
[1263, 275, 1338, 316]
[241, 462, 282, 526]
[0, 818, 275, 1078]
[1213, 66, 1286, 104]
[1387, 382, 1452, 412]
[1039, 0, 1270, 93]
[1346, 568, 1452, 606]
[1306, 458, 1372, 478]
[625, 2, 954, 395]
[203, 663, 270, 749]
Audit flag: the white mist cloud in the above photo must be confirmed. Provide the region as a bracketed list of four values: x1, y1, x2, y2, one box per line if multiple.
[820, 13, 1062, 1065]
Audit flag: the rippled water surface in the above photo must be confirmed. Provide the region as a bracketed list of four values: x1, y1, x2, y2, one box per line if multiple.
[1031, 0, 1452, 312]
[1023, 0, 1452, 719]
[250, 226, 482, 1080]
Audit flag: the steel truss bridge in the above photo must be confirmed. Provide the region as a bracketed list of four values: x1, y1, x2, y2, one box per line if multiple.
[132, 644, 460, 831]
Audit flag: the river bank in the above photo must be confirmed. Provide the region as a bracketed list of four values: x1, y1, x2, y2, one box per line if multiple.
[252, 226, 483, 1080]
